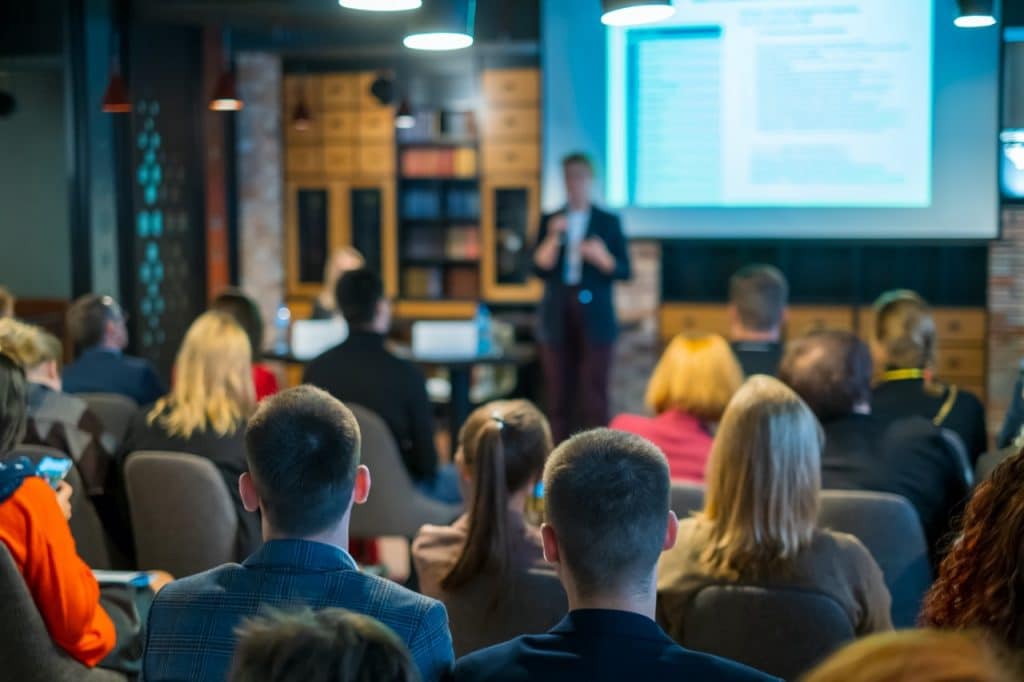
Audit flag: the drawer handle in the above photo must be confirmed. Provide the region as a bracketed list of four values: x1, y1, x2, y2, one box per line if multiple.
[949, 321, 961, 332]
[504, 115, 516, 127]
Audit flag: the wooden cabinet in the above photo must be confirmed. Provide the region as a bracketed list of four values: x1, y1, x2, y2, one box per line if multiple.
[321, 74, 360, 109]
[483, 107, 540, 140]
[785, 306, 855, 337]
[322, 111, 360, 142]
[481, 176, 542, 302]
[482, 142, 540, 174]
[658, 304, 731, 342]
[482, 68, 540, 105]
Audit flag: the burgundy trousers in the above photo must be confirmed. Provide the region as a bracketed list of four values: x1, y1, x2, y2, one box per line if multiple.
[539, 291, 614, 444]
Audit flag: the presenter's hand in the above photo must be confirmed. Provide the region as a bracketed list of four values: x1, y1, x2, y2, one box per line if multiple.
[580, 236, 615, 274]
[547, 214, 568, 240]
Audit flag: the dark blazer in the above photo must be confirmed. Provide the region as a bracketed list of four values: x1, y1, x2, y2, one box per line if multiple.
[62, 347, 165, 406]
[143, 539, 454, 682]
[998, 374, 1024, 448]
[730, 341, 782, 377]
[303, 330, 439, 482]
[448, 609, 780, 682]
[533, 206, 631, 346]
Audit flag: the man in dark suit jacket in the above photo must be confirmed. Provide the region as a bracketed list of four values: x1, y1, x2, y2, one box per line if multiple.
[727, 265, 788, 377]
[62, 294, 165, 405]
[143, 386, 454, 682]
[448, 429, 778, 682]
[304, 268, 458, 503]
[532, 153, 631, 442]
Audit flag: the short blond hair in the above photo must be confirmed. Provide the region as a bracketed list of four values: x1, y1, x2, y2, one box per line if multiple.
[803, 629, 1019, 682]
[645, 334, 744, 421]
[873, 290, 936, 369]
[149, 311, 255, 438]
[701, 375, 822, 577]
[0, 318, 62, 370]
[0, 287, 15, 318]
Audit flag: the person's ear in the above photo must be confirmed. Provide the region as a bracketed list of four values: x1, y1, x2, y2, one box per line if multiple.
[45, 360, 59, 382]
[239, 472, 260, 513]
[663, 511, 679, 552]
[541, 523, 560, 565]
[352, 464, 371, 505]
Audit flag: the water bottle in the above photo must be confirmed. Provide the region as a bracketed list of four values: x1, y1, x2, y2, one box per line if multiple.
[476, 303, 493, 356]
[273, 301, 291, 356]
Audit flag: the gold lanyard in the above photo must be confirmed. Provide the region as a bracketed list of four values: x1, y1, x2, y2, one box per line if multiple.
[882, 369, 926, 382]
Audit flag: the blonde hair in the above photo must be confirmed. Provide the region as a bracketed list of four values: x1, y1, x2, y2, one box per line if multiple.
[0, 286, 15, 318]
[873, 290, 936, 369]
[149, 311, 255, 438]
[0, 318, 62, 370]
[645, 334, 744, 421]
[701, 375, 822, 576]
[803, 629, 1019, 682]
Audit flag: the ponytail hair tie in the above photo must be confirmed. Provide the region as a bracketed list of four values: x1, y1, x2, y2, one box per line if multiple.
[491, 412, 505, 430]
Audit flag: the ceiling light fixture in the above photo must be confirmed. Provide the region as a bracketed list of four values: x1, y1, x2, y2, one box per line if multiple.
[601, 0, 675, 27]
[101, 31, 131, 113]
[954, 0, 997, 28]
[340, 0, 422, 10]
[403, 0, 476, 51]
[209, 29, 243, 112]
[395, 97, 415, 129]
[292, 79, 312, 131]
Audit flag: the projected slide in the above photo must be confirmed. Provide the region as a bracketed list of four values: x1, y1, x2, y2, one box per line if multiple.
[607, 1, 934, 208]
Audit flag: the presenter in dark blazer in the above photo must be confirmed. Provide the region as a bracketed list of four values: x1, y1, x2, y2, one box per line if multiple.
[532, 153, 631, 442]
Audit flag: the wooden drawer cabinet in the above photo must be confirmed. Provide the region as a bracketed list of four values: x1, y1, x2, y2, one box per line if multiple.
[285, 120, 323, 145]
[323, 145, 356, 176]
[322, 75, 359, 109]
[931, 309, 987, 344]
[286, 147, 324, 175]
[358, 143, 395, 177]
[359, 109, 394, 141]
[935, 347, 985, 378]
[786, 306, 855, 338]
[322, 111, 359, 142]
[483, 69, 540, 105]
[658, 304, 731, 342]
[484, 107, 540, 140]
[482, 143, 539, 174]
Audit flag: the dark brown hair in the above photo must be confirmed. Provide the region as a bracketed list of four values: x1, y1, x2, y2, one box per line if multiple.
[561, 151, 595, 176]
[229, 607, 419, 682]
[0, 352, 27, 456]
[212, 288, 265, 361]
[442, 400, 552, 596]
[729, 265, 789, 332]
[779, 330, 873, 422]
[544, 428, 670, 597]
[66, 294, 122, 352]
[920, 448, 1024, 649]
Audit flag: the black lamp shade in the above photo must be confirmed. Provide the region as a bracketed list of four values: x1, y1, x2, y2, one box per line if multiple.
[210, 70, 243, 111]
[101, 72, 132, 113]
[403, 0, 476, 51]
[955, 0, 997, 27]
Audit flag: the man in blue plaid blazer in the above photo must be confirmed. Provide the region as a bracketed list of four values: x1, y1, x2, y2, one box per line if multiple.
[142, 386, 454, 682]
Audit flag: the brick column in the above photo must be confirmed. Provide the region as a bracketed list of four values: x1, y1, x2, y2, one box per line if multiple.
[988, 207, 1024, 437]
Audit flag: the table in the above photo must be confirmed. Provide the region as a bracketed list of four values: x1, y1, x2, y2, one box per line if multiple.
[264, 344, 537, 454]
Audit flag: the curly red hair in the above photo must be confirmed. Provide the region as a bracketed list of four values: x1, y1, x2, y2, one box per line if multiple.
[920, 447, 1024, 648]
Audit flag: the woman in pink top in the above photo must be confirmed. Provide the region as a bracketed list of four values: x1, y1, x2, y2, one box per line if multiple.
[611, 334, 744, 482]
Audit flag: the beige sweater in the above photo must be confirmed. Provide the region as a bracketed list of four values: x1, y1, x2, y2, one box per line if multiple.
[657, 517, 893, 642]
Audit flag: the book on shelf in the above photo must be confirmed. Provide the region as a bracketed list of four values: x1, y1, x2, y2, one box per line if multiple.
[446, 226, 481, 260]
[401, 148, 478, 178]
[445, 267, 480, 300]
[403, 266, 443, 299]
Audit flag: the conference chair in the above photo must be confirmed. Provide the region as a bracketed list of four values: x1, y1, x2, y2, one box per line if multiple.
[443, 567, 567, 657]
[818, 490, 932, 629]
[670, 482, 705, 519]
[348, 404, 462, 539]
[124, 451, 238, 578]
[681, 585, 854, 681]
[14, 444, 113, 569]
[0, 543, 126, 682]
[79, 393, 138, 452]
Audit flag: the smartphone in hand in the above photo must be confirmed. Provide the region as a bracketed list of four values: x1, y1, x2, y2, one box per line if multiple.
[36, 456, 73, 490]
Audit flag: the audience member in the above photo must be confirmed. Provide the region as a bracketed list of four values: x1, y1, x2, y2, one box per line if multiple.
[211, 288, 280, 400]
[304, 268, 459, 503]
[121, 311, 261, 558]
[0, 318, 115, 496]
[0, 285, 14, 318]
[727, 265, 788, 376]
[449, 428, 777, 682]
[997, 368, 1024, 449]
[658, 376, 892, 642]
[229, 607, 420, 682]
[0, 351, 162, 673]
[803, 629, 1019, 682]
[780, 330, 970, 561]
[312, 247, 366, 320]
[870, 290, 987, 462]
[143, 386, 453, 682]
[610, 334, 743, 482]
[62, 294, 165, 405]
[920, 448, 1024, 652]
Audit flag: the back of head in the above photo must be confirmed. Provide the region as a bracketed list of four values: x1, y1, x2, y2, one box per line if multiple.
[544, 428, 670, 597]
[703, 375, 822, 576]
[803, 629, 1018, 682]
[66, 294, 119, 352]
[779, 330, 872, 422]
[645, 334, 744, 421]
[921, 448, 1024, 649]
[336, 268, 383, 329]
[0, 318, 61, 372]
[150, 311, 255, 438]
[729, 265, 789, 332]
[245, 385, 361, 537]
[873, 289, 936, 370]
[442, 400, 553, 593]
[229, 607, 419, 682]
[212, 289, 265, 361]
[0, 352, 28, 456]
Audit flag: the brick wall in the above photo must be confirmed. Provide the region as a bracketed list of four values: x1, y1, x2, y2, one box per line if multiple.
[988, 206, 1024, 437]
[236, 53, 284, 345]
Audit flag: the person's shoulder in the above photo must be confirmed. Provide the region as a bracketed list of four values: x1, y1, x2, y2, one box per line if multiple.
[451, 635, 536, 681]
[349, 569, 446, 624]
[121, 353, 158, 373]
[413, 522, 466, 554]
[662, 641, 780, 680]
[609, 412, 652, 433]
[810, 527, 876, 566]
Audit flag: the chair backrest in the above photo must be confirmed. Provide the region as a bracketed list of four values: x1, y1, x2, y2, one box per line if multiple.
[0, 543, 125, 681]
[819, 490, 932, 629]
[347, 404, 461, 538]
[443, 567, 567, 658]
[670, 482, 705, 519]
[124, 451, 238, 577]
[682, 585, 854, 681]
[78, 393, 138, 451]
[939, 427, 974, 489]
[975, 445, 1015, 483]
[13, 444, 113, 569]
